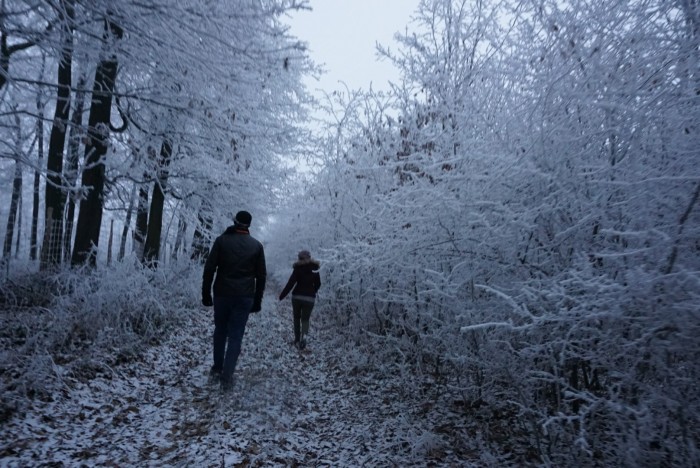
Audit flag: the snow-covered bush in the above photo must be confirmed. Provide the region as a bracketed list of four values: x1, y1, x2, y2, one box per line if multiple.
[0, 257, 200, 419]
[274, 0, 700, 464]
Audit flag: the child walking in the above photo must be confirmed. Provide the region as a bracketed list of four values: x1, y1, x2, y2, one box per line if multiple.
[278, 250, 321, 349]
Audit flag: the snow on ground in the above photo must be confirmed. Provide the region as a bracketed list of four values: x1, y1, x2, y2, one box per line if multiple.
[0, 294, 481, 467]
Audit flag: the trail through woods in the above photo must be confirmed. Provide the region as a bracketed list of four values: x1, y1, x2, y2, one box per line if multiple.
[0, 294, 478, 467]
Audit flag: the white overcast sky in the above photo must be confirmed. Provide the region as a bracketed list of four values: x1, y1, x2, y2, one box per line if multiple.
[286, 0, 420, 95]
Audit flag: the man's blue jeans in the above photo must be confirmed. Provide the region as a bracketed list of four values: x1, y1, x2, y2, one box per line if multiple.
[213, 296, 253, 384]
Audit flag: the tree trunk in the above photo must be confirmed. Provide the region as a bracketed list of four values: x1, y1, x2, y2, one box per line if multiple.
[191, 210, 213, 262]
[3, 113, 22, 261]
[31, 96, 44, 261]
[143, 139, 172, 265]
[41, 0, 75, 269]
[71, 18, 123, 266]
[63, 73, 87, 263]
[107, 219, 114, 265]
[133, 182, 149, 260]
[119, 182, 137, 261]
[172, 217, 187, 260]
[664, 181, 700, 275]
[0, 24, 7, 92]
[3, 160, 23, 260]
[0, 22, 35, 92]
[15, 191, 22, 258]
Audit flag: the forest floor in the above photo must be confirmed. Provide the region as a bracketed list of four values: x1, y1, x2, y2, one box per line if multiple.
[0, 294, 488, 467]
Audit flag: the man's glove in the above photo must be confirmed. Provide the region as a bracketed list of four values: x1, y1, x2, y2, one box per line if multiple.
[251, 298, 262, 313]
[202, 293, 213, 307]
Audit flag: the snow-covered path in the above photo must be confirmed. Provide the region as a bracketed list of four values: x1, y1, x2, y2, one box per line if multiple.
[1, 295, 473, 467]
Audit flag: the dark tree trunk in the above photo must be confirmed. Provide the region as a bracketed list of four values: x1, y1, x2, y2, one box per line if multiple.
[3, 160, 22, 260]
[15, 191, 22, 257]
[4, 113, 22, 261]
[31, 97, 44, 261]
[133, 182, 149, 260]
[41, 0, 75, 269]
[143, 139, 172, 265]
[107, 218, 114, 265]
[0, 27, 7, 91]
[71, 18, 123, 266]
[63, 73, 87, 263]
[119, 183, 137, 261]
[0, 25, 34, 92]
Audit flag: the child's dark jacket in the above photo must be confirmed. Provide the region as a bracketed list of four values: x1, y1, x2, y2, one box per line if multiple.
[279, 258, 321, 300]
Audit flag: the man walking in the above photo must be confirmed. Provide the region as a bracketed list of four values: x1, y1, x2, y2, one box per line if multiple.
[202, 210, 266, 391]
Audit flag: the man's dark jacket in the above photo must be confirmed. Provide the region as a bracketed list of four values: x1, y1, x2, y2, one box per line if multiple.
[202, 226, 266, 301]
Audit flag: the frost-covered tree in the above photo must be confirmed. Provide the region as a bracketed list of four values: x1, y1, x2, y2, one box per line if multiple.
[277, 0, 700, 464]
[0, 0, 314, 267]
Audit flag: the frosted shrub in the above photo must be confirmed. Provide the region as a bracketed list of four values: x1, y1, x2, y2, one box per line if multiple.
[265, 0, 699, 464]
[0, 258, 200, 417]
[448, 259, 698, 466]
[52, 258, 198, 351]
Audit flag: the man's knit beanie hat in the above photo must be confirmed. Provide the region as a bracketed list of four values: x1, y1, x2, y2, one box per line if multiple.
[234, 210, 252, 228]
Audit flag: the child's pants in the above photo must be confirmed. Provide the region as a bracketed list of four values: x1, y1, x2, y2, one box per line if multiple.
[292, 298, 315, 343]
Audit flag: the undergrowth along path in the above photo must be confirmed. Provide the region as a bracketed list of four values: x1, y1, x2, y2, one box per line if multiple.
[0, 294, 474, 467]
